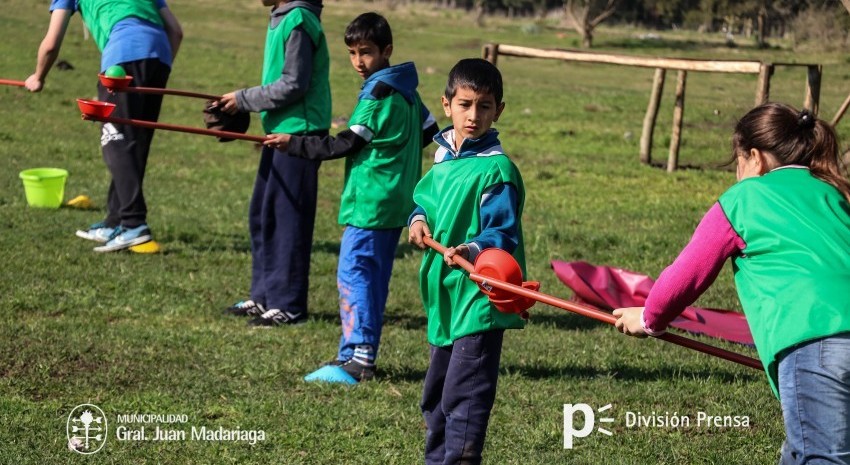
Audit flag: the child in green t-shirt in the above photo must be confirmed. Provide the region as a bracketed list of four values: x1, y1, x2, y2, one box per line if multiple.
[264, 12, 438, 383]
[407, 58, 526, 465]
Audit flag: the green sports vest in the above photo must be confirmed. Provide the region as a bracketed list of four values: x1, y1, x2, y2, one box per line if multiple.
[261, 8, 331, 135]
[719, 167, 850, 397]
[413, 155, 526, 347]
[339, 93, 424, 229]
[77, 0, 163, 51]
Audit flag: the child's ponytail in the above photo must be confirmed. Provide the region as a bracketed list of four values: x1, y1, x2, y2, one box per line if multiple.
[733, 103, 850, 202]
[807, 113, 850, 202]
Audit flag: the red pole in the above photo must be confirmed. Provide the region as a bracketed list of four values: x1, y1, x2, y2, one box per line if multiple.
[82, 114, 266, 143]
[115, 86, 221, 101]
[0, 79, 26, 87]
[422, 237, 762, 371]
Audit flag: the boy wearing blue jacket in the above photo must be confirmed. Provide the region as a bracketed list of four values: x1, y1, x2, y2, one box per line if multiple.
[265, 12, 438, 382]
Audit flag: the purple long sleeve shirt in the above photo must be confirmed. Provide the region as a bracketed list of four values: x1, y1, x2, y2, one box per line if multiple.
[641, 203, 747, 335]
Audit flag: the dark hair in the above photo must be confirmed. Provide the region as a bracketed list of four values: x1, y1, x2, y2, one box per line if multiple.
[444, 58, 503, 104]
[732, 102, 850, 201]
[344, 12, 392, 52]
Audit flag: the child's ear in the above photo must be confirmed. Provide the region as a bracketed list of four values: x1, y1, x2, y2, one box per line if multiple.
[382, 44, 393, 61]
[751, 148, 774, 174]
[442, 96, 451, 117]
[493, 102, 506, 122]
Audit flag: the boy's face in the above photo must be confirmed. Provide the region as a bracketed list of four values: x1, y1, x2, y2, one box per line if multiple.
[347, 40, 392, 80]
[442, 86, 505, 144]
[262, 0, 285, 7]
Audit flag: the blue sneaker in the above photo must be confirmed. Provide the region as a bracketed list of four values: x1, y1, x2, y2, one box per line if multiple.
[75, 222, 116, 243]
[304, 365, 359, 385]
[93, 224, 152, 253]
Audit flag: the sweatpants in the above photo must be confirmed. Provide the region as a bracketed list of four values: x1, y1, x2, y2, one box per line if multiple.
[421, 330, 505, 465]
[248, 144, 322, 313]
[97, 58, 170, 228]
[336, 226, 402, 362]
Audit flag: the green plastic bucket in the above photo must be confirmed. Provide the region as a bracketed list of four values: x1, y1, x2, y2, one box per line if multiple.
[19, 168, 68, 208]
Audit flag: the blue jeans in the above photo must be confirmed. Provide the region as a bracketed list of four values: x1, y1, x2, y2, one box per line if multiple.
[336, 226, 401, 361]
[778, 333, 850, 465]
[421, 330, 504, 465]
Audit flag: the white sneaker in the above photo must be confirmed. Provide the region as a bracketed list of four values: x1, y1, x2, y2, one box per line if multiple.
[75, 222, 116, 243]
[93, 224, 152, 253]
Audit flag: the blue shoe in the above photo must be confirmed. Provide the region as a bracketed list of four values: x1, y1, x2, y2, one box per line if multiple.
[75, 222, 116, 243]
[93, 224, 152, 253]
[304, 365, 359, 385]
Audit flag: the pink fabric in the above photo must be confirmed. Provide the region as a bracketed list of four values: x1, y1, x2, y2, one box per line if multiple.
[551, 203, 753, 345]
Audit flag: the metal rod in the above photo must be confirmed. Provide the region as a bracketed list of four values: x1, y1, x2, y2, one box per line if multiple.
[422, 237, 762, 371]
[81, 114, 265, 143]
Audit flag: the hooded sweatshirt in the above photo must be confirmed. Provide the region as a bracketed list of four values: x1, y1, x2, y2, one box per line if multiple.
[288, 62, 438, 229]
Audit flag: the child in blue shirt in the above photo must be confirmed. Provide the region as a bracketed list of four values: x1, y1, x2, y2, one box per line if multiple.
[27, 0, 183, 252]
[265, 12, 438, 382]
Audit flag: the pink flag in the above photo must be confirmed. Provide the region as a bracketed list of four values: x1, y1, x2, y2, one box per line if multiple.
[551, 261, 754, 346]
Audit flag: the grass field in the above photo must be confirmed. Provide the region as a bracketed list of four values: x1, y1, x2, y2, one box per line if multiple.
[3, 1, 850, 463]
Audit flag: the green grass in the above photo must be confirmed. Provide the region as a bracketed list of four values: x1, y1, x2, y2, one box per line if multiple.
[2, 1, 849, 463]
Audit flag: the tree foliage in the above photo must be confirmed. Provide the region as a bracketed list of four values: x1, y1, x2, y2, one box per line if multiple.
[402, 0, 850, 49]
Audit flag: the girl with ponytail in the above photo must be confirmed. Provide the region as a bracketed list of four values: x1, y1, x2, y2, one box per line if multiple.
[614, 102, 850, 464]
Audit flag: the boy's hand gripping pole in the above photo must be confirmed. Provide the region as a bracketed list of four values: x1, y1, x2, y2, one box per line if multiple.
[422, 236, 762, 371]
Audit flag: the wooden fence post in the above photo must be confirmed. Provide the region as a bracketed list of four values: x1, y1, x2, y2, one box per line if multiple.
[640, 68, 666, 165]
[755, 63, 774, 106]
[804, 64, 822, 116]
[831, 93, 850, 127]
[483, 44, 499, 66]
[668, 70, 687, 172]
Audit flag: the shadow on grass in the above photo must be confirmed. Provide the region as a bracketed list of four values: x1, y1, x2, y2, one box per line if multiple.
[384, 313, 428, 330]
[502, 361, 760, 383]
[528, 312, 609, 332]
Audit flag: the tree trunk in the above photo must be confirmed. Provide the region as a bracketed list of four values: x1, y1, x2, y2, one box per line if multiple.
[757, 7, 766, 48]
[563, 0, 617, 49]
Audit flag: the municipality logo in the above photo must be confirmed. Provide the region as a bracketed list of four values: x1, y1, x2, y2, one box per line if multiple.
[67, 404, 108, 454]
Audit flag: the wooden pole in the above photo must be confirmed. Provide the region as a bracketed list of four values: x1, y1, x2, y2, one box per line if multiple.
[492, 44, 763, 73]
[831, 92, 850, 127]
[668, 71, 686, 172]
[640, 68, 666, 165]
[482, 43, 499, 66]
[755, 63, 774, 105]
[422, 236, 763, 371]
[804, 64, 822, 116]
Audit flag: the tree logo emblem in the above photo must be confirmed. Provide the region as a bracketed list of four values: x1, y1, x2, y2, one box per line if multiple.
[66, 404, 108, 454]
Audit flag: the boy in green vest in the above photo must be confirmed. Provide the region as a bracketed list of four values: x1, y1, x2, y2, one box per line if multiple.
[407, 58, 526, 465]
[218, 0, 331, 327]
[264, 12, 439, 383]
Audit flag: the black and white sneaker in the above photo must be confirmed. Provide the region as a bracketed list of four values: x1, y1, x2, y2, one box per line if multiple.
[340, 358, 376, 382]
[247, 308, 307, 327]
[224, 299, 265, 317]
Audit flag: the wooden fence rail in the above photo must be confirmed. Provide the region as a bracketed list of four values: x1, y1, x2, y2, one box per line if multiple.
[482, 43, 821, 171]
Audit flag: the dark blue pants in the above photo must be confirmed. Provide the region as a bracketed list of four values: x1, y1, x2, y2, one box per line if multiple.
[98, 58, 170, 228]
[421, 330, 504, 465]
[249, 145, 321, 312]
